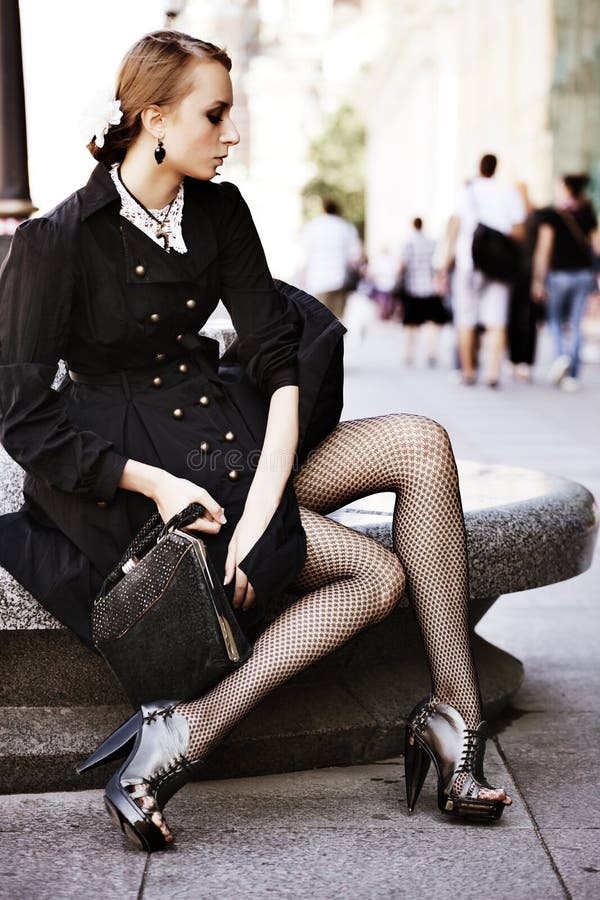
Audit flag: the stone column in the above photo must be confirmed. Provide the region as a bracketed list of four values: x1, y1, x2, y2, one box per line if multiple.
[0, 0, 35, 262]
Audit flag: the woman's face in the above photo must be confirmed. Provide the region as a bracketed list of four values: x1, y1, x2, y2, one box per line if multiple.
[160, 60, 240, 181]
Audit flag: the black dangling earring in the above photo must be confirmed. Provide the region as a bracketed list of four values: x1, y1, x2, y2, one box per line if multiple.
[154, 138, 166, 166]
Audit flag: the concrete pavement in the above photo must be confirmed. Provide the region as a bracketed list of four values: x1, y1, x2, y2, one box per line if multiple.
[1, 320, 598, 899]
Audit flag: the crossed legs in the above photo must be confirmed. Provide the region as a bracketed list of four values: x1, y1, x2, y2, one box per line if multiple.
[132, 413, 508, 840]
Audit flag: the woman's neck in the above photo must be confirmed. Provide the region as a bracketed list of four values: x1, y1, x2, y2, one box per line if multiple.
[119, 142, 182, 209]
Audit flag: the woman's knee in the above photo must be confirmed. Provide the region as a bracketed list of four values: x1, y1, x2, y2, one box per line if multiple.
[382, 413, 452, 459]
[355, 541, 405, 619]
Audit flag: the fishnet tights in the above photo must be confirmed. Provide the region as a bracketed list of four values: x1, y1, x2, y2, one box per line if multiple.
[178, 507, 404, 760]
[294, 414, 482, 728]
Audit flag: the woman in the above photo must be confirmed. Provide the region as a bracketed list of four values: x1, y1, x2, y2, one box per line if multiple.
[0, 31, 510, 851]
[532, 174, 600, 391]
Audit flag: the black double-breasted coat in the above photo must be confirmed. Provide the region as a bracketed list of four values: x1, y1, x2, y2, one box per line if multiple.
[0, 163, 345, 645]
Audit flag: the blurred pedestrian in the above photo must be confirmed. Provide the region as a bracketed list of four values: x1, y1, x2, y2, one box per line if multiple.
[507, 183, 542, 382]
[531, 174, 600, 391]
[398, 218, 449, 366]
[441, 154, 526, 387]
[300, 198, 362, 320]
[368, 245, 400, 320]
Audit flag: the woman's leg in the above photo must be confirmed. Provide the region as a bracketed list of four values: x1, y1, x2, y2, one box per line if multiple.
[546, 272, 569, 361]
[109, 509, 404, 844]
[567, 271, 594, 378]
[294, 414, 481, 728]
[176, 509, 403, 761]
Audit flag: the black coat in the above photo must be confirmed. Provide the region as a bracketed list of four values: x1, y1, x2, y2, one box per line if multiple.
[0, 163, 345, 644]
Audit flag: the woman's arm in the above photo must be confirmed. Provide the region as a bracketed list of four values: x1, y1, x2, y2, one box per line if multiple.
[531, 223, 554, 301]
[118, 459, 227, 533]
[214, 183, 302, 607]
[225, 384, 299, 610]
[0, 220, 127, 500]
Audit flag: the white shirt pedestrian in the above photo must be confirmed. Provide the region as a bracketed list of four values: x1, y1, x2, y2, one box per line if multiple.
[301, 213, 362, 296]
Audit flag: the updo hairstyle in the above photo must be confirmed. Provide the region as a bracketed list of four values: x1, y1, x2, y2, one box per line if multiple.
[88, 30, 232, 166]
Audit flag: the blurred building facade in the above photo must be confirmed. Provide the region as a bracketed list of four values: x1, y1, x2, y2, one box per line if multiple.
[362, 0, 600, 256]
[163, 0, 600, 268]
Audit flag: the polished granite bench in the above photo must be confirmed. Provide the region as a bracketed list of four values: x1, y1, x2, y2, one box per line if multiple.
[0, 326, 598, 792]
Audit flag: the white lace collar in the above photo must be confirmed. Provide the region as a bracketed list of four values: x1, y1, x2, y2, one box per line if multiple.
[110, 163, 187, 254]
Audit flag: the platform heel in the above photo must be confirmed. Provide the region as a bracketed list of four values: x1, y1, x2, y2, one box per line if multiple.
[76, 712, 139, 774]
[76, 699, 196, 852]
[404, 697, 511, 822]
[404, 722, 431, 812]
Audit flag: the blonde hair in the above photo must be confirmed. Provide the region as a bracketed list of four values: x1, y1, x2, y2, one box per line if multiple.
[88, 30, 232, 166]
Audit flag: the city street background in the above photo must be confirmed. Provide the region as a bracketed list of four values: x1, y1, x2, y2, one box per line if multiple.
[2, 0, 599, 896]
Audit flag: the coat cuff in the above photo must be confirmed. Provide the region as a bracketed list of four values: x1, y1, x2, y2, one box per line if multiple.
[266, 366, 299, 398]
[92, 451, 128, 503]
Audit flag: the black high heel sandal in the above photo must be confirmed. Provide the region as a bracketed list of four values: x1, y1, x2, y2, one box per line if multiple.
[76, 699, 196, 852]
[404, 697, 510, 821]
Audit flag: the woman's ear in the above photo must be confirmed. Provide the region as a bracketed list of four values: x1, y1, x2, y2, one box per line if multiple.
[140, 106, 165, 139]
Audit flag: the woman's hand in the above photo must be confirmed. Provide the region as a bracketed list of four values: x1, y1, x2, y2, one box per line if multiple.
[150, 470, 227, 534]
[531, 277, 547, 303]
[119, 461, 226, 532]
[224, 506, 274, 610]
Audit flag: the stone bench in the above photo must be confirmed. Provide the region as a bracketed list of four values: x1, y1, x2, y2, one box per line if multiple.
[0, 324, 597, 793]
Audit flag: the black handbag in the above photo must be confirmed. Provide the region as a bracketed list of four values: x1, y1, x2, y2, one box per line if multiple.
[92, 502, 252, 708]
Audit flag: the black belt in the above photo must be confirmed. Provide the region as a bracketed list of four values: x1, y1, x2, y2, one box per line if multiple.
[68, 368, 144, 385]
[68, 350, 225, 400]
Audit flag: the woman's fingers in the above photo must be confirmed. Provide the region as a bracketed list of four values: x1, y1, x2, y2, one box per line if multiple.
[224, 544, 236, 586]
[196, 489, 227, 525]
[232, 568, 256, 610]
[232, 567, 248, 609]
[185, 516, 222, 535]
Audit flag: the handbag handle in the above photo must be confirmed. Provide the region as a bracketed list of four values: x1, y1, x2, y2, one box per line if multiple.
[98, 502, 206, 598]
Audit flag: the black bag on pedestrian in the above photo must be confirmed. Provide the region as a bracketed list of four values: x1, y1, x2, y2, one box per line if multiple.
[92, 503, 252, 708]
[342, 264, 360, 292]
[468, 181, 521, 282]
[472, 223, 520, 282]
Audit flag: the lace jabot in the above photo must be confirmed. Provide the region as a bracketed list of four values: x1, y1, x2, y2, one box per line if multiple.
[110, 163, 187, 254]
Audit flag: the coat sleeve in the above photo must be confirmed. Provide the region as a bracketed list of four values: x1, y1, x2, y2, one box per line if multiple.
[0, 218, 128, 500]
[217, 183, 300, 396]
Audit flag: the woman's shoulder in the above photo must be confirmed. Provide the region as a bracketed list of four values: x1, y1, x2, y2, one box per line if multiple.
[14, 191, 82, 255]
[537, 205, 558, 225]
[184, 177, 248, 220]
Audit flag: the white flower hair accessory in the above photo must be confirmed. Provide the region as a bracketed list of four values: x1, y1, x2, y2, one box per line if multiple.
[80, 90, 123, 148]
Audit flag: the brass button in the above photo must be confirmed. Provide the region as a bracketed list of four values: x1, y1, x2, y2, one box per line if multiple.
[178, 362, 189, 374]
[135, 264, 145, 277]
[96, 500, 108, 509]
[227, 470, 240, 481]
[152, 376, 163, 388]
[149, 313, 160, 323]
[176, 333, 183, 342]
[224, 430, 235, 442]
[172, 408, 184, 419]
[200, 441, 211, 453]
[198, 395, 210, 407]
[185, 298, 197, 309]
[155, 352, 166, 362]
